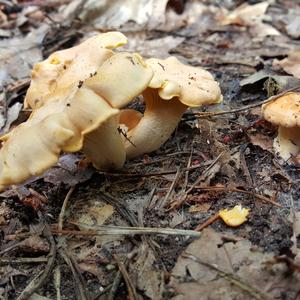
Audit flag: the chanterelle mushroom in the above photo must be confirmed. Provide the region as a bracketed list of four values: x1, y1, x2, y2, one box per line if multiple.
[24, 31, 127, 109]
[120, 56, 222, 158]
[0, 42, 153, 188]
[262, 92, 300, 163]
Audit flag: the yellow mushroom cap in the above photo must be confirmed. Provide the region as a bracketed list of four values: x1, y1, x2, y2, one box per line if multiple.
[262, 93, 300, 128]
[0, 86, 121, 186]
[219, 205, 250, 227]
[85, 52, 153, 108]
[147, 56, 222, 106]
[121, 57, 222, 158]
[25, 31, 128, 109]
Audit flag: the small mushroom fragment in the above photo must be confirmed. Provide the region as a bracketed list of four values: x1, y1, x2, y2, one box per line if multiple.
[25, 31, 127, 109]
[219, 205, 250, 227]
[121, 56, 222, 158]
[262, 92, 300, 163]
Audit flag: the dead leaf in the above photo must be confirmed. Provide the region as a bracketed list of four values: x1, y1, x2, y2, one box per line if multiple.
[248, 133, 273, 151]
[218, 2, 280, 38]
[77, 204, 114, 229]
[188, 203, 212, 213]
[0, 202, 11, 225]
[18, 235, 49, 253]
[68, 0, 169, 30]
[240, 70, 300, 91]
[282, 12, 300, 39]
[42, 154, 94, 186]
[0, 102, 23, 134]
[0, 24, 49, 89]
[273, 51, 300, 79]
[125, 35, 185, 59]
[130, 245, 164, 299]
[170, 228, 300, 300]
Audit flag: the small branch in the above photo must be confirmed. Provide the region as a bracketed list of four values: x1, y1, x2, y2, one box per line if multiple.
[54, 266, 62, 300]
[0, 257, 48, 265]
[54, 224, 201, 238]
[194, 213, 220, 231]
[114, 256, 138, 300]
[193, 186, 281, 207]
[60, 249, 89, 300]
[99, 163, 203, 178]
[58, 186, 75, 232]
[108, 271, 122, 300]
[187, 87, 300, 118]
[159, 167, 181, 208]
[168, 153, 223, 210]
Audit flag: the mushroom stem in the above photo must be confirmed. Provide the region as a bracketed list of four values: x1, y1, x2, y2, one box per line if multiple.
[275, 126, 300, 162]
[123, 88, 187, 159]
[83, 114, 126, 170]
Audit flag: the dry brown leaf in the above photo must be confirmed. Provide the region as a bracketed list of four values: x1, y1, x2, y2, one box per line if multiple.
[273, 51, 300, 79]
[219, 2, 269, 26]
[218, 2, 280, 38]
[170, 228, 300, 300]
[62, 0, 169, 30]
[43, 154, 94, 186]
[0, 202, 10, 225]
[0, 24, 48, 89]
[125, 35, 185, 59]
[77, 204, 114, 229]
[188, 203, 212, 213]
[248, 133, 273, 151]
[18, 235, 50, 253]
[130, 245, 164, 299]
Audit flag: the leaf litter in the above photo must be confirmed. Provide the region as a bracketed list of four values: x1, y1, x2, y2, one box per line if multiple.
[1, 0, 300, 299]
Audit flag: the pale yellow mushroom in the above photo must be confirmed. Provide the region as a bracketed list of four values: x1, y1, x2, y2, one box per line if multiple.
[120, 56, 222, 158]
[0, 86, 119, 186]
[24, 31, 127, 109]
[0, 50, 153, 188]
[262, 92, 300, 163]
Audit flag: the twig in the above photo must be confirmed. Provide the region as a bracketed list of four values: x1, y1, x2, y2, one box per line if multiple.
[54, 266, 62, 300]
[60, 249, 89, 300]
[239, 144, 253, 187]
[188, 87, 300, 118]
[182, 253, 272, 300]
[194, 213, 220, 231]
[159, 167, 181, 208]
[186, 153, 222, 195]
[114, 257, 138, 300]
[58, 224, 201, 237]
[168, 153, 223, 210]
[99, 163, 203, 178]
[0, 257, 48, 265]
[100, 192, 139, 227]
[17, 221, 56, 300]
[193, 186, 281, 207]
[108, 271, 122, 300]
[58, 186, 75, 232]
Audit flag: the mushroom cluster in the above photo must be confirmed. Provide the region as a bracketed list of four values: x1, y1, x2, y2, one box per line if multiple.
[0, 32, 222, 189]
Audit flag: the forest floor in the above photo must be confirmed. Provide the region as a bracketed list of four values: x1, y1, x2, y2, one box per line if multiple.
[1, 0, 300, 299]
